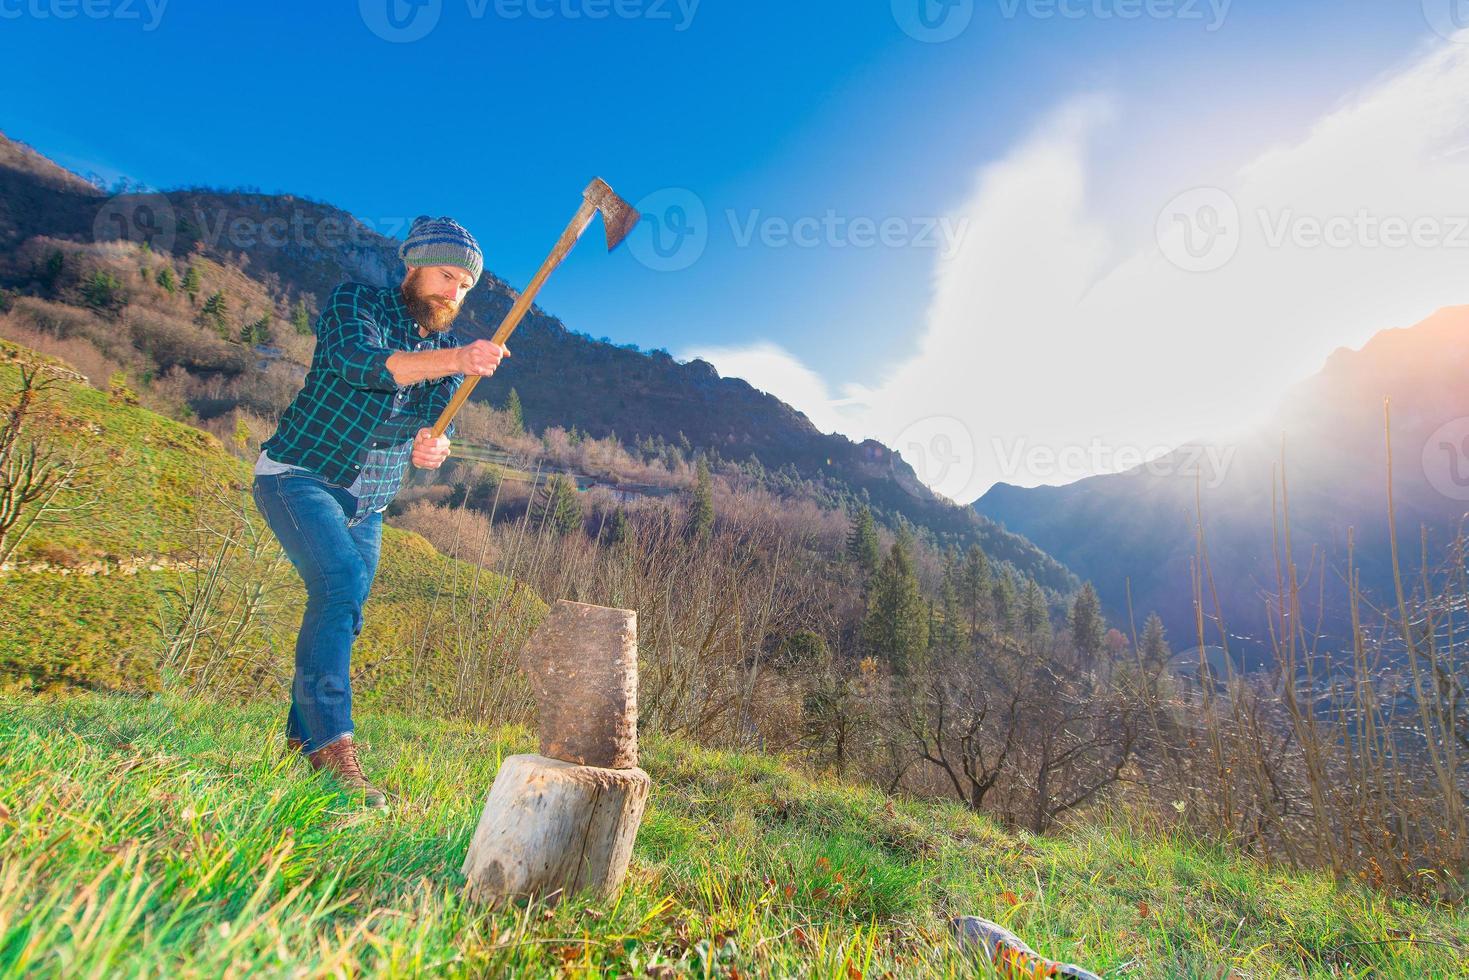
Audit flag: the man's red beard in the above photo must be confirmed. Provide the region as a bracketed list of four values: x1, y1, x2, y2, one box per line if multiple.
[401, 272, 462, 333]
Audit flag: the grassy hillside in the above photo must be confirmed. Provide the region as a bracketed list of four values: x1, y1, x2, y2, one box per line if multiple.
[0, 340, 544, 699]
[1, 692, 1463, 978]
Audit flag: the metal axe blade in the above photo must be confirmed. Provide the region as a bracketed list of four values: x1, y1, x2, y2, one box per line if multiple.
[584, 177, 641, 251]
[429, 177, 643, 439]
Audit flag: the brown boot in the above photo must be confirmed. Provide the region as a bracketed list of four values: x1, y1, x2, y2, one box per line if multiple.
[307, 735, 388, 809]
[286, 737, 305, 757]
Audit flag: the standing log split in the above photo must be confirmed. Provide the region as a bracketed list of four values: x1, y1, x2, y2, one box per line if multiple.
[462, 601, 649, 906]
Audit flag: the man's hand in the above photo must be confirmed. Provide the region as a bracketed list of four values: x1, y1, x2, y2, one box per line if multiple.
[412, 427, 451, 469]
[456, 339, 510, 377]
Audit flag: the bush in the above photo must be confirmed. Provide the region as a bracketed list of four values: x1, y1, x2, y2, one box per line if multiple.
[129, 312, 250, 375]
[0, 314, 127, 391]
[78, 270, 124, 312]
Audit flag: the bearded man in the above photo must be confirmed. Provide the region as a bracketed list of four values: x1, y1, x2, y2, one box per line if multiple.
[253, 216, 508, 809]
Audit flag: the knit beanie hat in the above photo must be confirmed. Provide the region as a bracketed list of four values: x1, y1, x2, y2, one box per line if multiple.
[399, 215, 483, 286]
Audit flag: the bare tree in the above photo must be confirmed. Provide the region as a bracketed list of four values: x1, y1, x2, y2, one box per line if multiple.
[0, 364, 91, 565]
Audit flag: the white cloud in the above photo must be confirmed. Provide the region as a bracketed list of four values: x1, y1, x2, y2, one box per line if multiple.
[690, 39, 1469, 503]
[679, 341, 862, 438]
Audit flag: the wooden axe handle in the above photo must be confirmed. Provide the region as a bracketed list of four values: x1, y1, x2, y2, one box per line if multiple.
[430, 196, 600, 439]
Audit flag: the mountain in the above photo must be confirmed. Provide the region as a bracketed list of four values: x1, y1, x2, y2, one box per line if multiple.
[975, 306, 1469, 658]
[0, 130, 1076, 593]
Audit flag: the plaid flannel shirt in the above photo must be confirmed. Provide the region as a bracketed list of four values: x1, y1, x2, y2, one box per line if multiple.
[261, 282, 462, 522]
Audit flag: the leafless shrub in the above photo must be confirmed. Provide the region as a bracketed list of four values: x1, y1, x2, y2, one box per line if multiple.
[0, 314, 129, 390]
[155, 480, 293, 696]
[127, 310, 249, 374]
[394, 500, 497, 568]
[0, 363, 94, 566]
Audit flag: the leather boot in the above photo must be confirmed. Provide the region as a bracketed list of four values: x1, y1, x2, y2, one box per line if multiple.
[307, 735, 388, 809]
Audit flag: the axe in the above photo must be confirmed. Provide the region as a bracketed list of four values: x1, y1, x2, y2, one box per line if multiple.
[429, 177, 641, 438]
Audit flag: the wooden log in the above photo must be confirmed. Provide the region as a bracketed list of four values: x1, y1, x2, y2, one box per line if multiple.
[462, 753, 650, 905]
[518, 600, 639, 769]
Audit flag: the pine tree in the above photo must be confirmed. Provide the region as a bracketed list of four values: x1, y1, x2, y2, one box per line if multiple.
[687, 457, 714, 541]
[181, 265, 201, 303]
[861, 540, 929, 674]
[991, 573, 1017, 635]
[535, 473, 583, 536]
[1069, 582, 1106, 665]
[933, 555, 965, 656]
[961, 544, 991, 632]
[155, 265, 176, 294]
[200, 290, 229, 337]
[40, 250, 64, 296]
[846, 505, 881, 574]
[1140, 612, 1170, 667]
[291, 298, 312, 336]
[82, 271, 123, 311]
[240, 314, 272, 346]
[603, 507, 631, 548]
[504, 387, 525, 435]
[1021, 578, 1050, 641]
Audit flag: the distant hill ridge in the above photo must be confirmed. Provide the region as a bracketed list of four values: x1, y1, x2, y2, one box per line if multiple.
[976, 305, 1469, 656]
[0, 130, 1077, 593]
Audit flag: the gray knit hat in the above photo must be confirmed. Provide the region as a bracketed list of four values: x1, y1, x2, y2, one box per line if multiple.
[399, 215, 483, 285]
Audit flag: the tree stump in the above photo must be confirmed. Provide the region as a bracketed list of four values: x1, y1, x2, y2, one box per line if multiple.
[463, 600, 648, 906]
[462, 754, 650, 905]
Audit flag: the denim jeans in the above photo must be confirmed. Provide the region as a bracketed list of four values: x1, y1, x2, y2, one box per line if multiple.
[251, 471, 382, 754]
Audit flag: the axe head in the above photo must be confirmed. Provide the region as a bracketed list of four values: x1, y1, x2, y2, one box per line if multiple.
[584, 177, 640, 251]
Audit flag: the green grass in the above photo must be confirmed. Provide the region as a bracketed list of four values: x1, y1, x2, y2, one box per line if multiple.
[1, 693, 1464, 978]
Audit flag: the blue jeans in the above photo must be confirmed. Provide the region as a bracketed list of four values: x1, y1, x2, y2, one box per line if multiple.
[251, 472, 382, 754]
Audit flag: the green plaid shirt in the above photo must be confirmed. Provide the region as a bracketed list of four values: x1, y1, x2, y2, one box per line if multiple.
[262, 282, 461, 518]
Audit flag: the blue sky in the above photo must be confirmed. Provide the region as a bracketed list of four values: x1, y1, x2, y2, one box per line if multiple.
[3, 1, 1465, 497]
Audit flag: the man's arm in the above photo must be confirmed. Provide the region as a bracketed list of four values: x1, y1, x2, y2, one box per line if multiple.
[385, 338, 506, 386]
[316, 283, 508, 390]
[315, 284, 402, 392]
